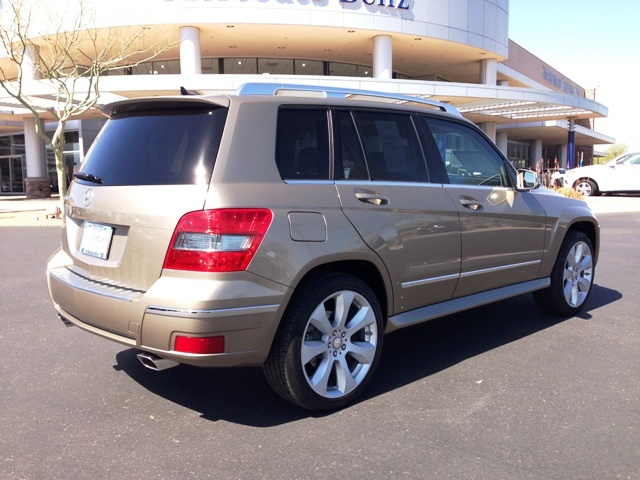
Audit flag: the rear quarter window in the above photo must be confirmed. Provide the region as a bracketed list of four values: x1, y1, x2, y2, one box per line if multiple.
[276, 108, 330, 180]
[76, 106, 228, 186]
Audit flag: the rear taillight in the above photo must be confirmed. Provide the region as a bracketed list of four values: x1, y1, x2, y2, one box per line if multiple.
[163, 209, 273, 272]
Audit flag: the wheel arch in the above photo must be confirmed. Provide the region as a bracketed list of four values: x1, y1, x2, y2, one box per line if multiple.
[289, 260, 390, 326]
[567, 220, 599, 265]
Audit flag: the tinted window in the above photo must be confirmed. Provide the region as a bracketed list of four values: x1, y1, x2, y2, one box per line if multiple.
[276, 109, 330, 180]
[352, 111, 427, 182]
[77, 106, 227, 186]
[425, 117, 509, 187]
[334, 110, 368, 180]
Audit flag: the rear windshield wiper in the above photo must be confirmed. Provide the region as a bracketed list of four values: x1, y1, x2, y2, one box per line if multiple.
[73, 172, 103, 184]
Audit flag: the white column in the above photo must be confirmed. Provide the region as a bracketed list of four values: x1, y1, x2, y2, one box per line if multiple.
[23, 45, 39, 82]
[496, 132, 508, 156]
[24, 118, 45, 177]
[530, 139, 543, 170]
[479, 122, 496, 143]
[559, 144, 568, 169]
[479, 58, 497, 85]
[180, 26, 202, 76]
[373, 35, 392, 79]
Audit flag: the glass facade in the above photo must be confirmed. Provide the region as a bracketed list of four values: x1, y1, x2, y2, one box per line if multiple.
[507, 142, 530, 169]
[104, 57, 411, 79]
[0, 134, 26, 193]
[46, 131, 81, 193]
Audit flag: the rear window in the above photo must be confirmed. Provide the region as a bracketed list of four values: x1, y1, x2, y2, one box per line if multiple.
[76, 106, 228, 186]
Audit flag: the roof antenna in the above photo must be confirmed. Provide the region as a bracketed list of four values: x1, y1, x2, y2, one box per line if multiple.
[180, 86, 195, 96]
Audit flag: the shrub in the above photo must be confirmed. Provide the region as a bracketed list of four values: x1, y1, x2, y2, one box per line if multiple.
[551, 186, 584, 199]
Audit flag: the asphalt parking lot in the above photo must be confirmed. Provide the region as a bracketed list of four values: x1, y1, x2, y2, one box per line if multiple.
[1, 194, 639, 479]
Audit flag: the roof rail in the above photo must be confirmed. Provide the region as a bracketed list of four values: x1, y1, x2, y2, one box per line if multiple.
[235, 82, 461, 116]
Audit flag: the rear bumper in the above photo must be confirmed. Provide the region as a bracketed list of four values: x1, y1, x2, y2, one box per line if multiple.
[47, 249, 289, 367]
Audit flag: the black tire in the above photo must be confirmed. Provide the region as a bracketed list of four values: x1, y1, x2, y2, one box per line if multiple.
[263, 273, 384, 411]
[574, 178, 598, 196]
[533, 230, 595, 316]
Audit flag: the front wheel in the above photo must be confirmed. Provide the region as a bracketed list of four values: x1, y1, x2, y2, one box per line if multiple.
[533, 231, 595, 316]
[264, 274, 384, 411]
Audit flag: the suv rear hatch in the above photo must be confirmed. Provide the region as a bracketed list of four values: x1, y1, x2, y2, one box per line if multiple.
[58, 98, 228, 312]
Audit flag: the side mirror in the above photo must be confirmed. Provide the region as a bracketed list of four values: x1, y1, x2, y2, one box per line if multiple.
[516, 169, 540, 191]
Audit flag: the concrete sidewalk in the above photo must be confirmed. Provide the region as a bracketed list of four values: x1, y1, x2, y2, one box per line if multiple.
[0, 195, 63, 227]
[0, 195, 61, 213]
[584, 194, 640, 214]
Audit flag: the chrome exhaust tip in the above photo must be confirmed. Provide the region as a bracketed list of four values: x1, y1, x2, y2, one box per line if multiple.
[57, 314, 75, 327]
[136, 352, 179, 371]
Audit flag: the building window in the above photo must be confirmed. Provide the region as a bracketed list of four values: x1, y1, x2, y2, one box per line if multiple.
[0, 133, 28, 194]
[507, 142, 530, 169]
[46, 130, 82, 193]
[329, 62, 372, 78]
[294, 60, 324, 76]
[0, 136, 11, 156]
[130, 60, 180, 75]
[106, 57, 398, 79]
[223, 58, 258, 74]
[258, 58, 294, 75]
[201, 58, 221, 74]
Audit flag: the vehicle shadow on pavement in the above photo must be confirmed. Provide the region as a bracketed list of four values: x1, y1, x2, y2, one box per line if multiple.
[113, 283, 621, 426]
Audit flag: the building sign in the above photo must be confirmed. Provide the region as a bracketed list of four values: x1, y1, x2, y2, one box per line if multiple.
[340, 0, 410, 10]
[542, 66, 578, 96]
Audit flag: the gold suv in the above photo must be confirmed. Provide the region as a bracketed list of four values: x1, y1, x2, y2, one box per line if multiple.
[47, 84, 599, 410]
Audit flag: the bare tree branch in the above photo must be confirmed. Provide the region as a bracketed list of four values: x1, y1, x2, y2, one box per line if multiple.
[0, 0, 174, 199]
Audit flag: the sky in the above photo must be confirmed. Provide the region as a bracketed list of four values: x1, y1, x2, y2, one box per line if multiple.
[509, 0, 640, 152]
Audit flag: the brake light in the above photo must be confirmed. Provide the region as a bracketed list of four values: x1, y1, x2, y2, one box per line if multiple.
[175, 335, 225, 354]
[163, 209, 273, 272]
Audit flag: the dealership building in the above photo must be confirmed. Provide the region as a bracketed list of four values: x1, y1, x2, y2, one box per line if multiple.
[0, 0, 613, 196]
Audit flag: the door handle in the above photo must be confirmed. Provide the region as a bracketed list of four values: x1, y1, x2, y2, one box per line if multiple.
[459, 197, 483, 211]
[355, 192, 390, 206]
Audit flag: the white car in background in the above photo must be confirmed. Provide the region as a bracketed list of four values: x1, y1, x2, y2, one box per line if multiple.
[550, 168, 566, 187]
[564, 152, 640, 196]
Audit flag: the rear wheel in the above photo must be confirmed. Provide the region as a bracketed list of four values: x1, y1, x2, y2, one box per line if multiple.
[574, 178, 598, 196]
[533, 231, 595, 316]
[264, 274, 384, 411]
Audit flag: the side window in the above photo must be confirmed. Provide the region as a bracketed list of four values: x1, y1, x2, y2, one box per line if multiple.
[352, 111, 427, 182]
[276, 109, 330, 180]
[619, 153, 640, 165]
[425, 117, 509, 187]
[334, 110, 369, 180]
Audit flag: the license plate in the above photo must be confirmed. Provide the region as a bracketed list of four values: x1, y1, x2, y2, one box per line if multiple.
[80, 222, 114, 260]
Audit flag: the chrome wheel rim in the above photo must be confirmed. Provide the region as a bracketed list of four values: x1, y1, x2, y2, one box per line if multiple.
[301, 290, 379, 399]
[575, 180, 593, 196]
[563, 240, 594, 308]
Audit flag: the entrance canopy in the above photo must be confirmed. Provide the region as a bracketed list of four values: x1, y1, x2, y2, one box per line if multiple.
[0, 75, 611, 144]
